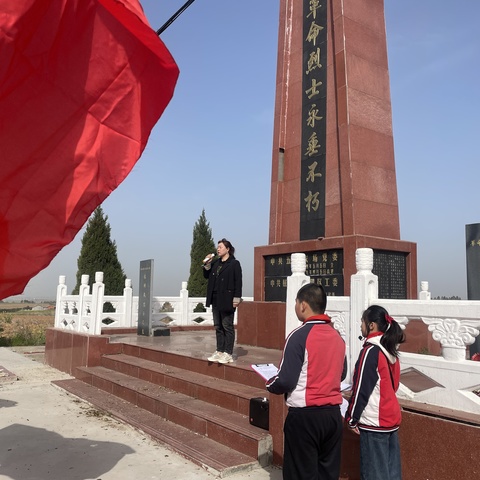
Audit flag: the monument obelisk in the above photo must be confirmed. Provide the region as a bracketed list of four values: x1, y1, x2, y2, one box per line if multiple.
[253, 0, 416, 304]
[237, 2, 418, 465]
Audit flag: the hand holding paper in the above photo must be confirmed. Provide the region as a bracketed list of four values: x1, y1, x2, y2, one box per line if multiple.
[251, 363, 278, 381]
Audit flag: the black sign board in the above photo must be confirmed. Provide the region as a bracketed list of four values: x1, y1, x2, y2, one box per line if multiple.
[264, 250, 344, 301]
[372, 250, 407, 299]
[466, 223, 480, 356]
[137, 259, 154, 336]
[300, 0, 328, 240]
[466, 223, 480, 300]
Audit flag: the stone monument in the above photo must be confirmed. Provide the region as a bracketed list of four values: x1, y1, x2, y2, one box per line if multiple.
[258, 0, 417, 299]
[137, 259, 154, 336]
[239, 0, 417, 348]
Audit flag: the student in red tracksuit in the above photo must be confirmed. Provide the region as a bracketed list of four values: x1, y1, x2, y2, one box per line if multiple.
[266, 283, 346, 480]
[345, 305, 406, 480]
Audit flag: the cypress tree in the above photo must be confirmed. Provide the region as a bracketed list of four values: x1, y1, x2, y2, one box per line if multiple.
[187, 209, 215, 297]
[72, 206, 126, 295]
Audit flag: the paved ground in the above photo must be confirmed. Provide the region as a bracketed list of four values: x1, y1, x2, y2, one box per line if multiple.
[0, 346, 282, 480]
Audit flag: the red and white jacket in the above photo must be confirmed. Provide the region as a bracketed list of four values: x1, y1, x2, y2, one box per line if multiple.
[266, 315, 346, 408]
[346, 333, 401, 432]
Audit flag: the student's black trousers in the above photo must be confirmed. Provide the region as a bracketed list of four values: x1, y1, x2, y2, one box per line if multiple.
[283, 405, 343, 480]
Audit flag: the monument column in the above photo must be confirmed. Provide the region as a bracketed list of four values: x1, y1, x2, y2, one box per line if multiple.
[256, 0, 417, 301]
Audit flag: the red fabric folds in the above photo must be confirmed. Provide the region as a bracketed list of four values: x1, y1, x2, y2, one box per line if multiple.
[0, 0, 179, 299]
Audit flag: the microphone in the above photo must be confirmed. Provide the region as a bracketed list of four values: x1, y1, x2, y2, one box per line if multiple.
[358, 336, 363, 341]
[202, 253, 215, 266]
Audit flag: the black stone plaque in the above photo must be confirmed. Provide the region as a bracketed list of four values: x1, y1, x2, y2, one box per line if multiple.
[264, 275, 289, 302]
[265, 254, 291, 277]
[264, 254, 290, 301]
[305, 250, 344, 296]
[300, 0, 328, 240]
[466, 223, 480, 300]
[372, 250, 407, 299]
[137, 259, 154, 336]
[264, 250, 344, 301]
[466, 223, 480, 357]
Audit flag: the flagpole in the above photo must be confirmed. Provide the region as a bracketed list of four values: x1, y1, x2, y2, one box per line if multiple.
[156, 0, 197, 36]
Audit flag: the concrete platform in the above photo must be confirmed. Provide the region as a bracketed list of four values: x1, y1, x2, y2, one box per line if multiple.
[106, 329, 284, 368]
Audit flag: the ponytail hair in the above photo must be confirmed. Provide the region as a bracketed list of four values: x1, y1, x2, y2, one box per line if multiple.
[362, 305, 405, 357]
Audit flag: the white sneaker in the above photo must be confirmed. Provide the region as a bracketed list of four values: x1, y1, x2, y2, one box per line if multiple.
[218, 353, 234, 364]
[208, 351, 223, 362]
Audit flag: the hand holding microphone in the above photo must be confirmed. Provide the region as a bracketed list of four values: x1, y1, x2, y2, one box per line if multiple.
[202, 253, 215, 266]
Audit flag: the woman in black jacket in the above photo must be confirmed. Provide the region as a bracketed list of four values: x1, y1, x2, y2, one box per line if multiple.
[203, 238, 242, 364]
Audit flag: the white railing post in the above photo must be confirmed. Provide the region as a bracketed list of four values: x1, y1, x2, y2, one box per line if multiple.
[90, 272, 105, 335]
[422, 317, 479, 361]
[285, 253, 310, 338]
[419, 281, 431, 300]
[77, 274, 90, 332]
[124, 278, 133, 327]
[348, 248, 379, 382]
[180, 282, 189, 325]
[55, 276, 68, 327]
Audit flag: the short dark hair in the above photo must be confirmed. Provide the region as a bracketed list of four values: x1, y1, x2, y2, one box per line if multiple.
[296, 283, 327, 314]
[218, 238, 235, 256]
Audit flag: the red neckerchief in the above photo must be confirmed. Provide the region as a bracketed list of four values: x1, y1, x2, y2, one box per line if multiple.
[366, 332, 383, 339]
[303, 314, 331, 324]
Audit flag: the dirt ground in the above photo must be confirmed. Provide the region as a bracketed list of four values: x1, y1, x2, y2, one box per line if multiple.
[0, 346, 282, 480]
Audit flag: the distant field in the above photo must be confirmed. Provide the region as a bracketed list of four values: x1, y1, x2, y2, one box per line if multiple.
[0, 303, 55, 315]
[0, 305, 54, 346]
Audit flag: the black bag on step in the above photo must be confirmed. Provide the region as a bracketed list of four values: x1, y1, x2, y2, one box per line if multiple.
[249, 397, 269, 430]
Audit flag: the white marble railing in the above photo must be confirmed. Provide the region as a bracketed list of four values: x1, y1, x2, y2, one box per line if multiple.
[379, 298, 480, 361]
[378, 297, 480, 414]
[54, 248, 480, 414]
[281, 248, 480, 414]
[323, 249, 480, 415]
[55, 276, 251, 334]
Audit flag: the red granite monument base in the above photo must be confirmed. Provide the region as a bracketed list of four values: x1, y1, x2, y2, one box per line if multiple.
[255, 235, 417, 301]
[237, 301, 286, 350]
[237, 235, 416, 351]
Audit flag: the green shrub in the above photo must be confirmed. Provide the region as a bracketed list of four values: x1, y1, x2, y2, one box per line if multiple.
[193, 302, 206, 313]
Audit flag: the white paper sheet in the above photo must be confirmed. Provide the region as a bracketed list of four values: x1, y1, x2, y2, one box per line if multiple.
[251, 363, 278, 381]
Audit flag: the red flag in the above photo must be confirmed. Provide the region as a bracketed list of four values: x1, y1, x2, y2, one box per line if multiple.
[0, 0, 179, 299]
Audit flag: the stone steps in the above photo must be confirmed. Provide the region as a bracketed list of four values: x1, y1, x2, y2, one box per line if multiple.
[52, 378, 262, 478]
[53, 346, 273, 477]
[100, 353, 267, 417]
[118, 342, 269, 390]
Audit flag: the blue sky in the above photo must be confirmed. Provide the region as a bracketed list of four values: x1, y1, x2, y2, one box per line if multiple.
[10, 0, 479, 301]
